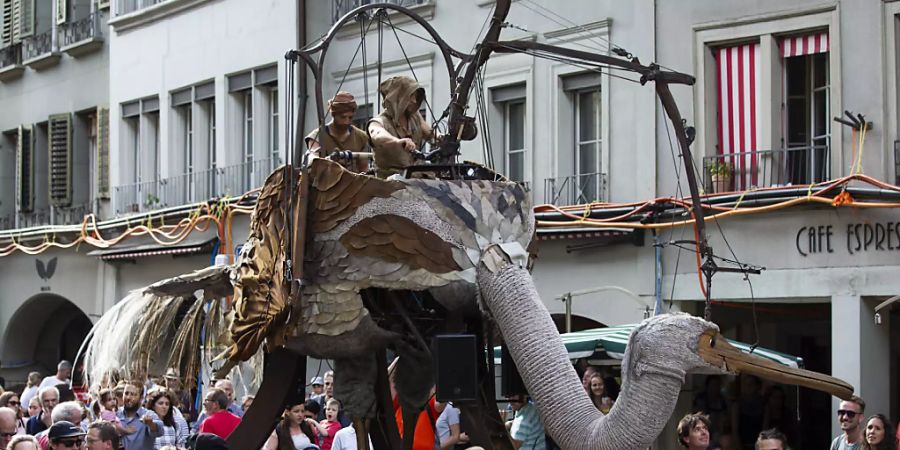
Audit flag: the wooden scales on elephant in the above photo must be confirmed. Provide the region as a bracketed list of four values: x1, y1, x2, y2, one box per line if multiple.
[78, 2, 856, 450]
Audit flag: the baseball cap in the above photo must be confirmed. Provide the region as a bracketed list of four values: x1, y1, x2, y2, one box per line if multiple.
[48, 421, 86, 440]
[310, 376, 324, 386]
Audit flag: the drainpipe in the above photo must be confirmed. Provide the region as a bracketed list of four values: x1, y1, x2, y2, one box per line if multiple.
[295, 0, 307, 164]
[654, 229, 663, 315]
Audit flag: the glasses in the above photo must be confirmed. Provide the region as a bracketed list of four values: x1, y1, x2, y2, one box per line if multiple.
[56, 439, 83, 447]
[838, 410, 859, 419]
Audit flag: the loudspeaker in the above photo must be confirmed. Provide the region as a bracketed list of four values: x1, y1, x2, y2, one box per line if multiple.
[432, 334, 479, 402]
[501, 345, 527, 397]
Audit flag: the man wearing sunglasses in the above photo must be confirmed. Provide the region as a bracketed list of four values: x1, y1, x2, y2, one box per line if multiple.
[47, 420, 85, 450]
[0, 407, 18, 449]
[831, 395, 866, 450]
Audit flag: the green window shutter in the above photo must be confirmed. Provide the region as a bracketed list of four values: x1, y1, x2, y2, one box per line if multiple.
[96, 106, 110, 199]
[48, 113, 72, 207]
[16, 125, 34, 213]
[19, 0, 32, 38]
[55, 0, 65, 25]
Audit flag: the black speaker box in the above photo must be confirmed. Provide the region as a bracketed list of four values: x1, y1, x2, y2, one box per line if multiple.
[432, 334, 479, 402]
[501, 345, 527, 397]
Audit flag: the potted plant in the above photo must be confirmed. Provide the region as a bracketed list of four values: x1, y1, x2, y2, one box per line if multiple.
[708, 160, 733, 193]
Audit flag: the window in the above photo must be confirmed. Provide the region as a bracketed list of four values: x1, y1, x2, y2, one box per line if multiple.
[269, 87, 279, 166]
[492, 83, 527, 183]
[353, 103, 373, 131]
[783, 45, 829, 184]
[574, 87, 601, 203]
[118, 97, 159, 213]
[242, 89, 253, 186]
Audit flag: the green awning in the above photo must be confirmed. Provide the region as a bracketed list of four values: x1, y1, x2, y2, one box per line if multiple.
[494, 324, 803, 369]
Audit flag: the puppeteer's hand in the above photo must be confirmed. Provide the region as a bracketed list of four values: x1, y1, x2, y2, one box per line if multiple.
[399, 138, 416, 152]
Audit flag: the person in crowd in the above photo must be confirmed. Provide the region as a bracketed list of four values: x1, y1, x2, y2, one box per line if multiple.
[754, 428, 787, 450]
[367, 76, 439, 179]
[580, 365, 598, 393]
[240, 396, 254, 414]
[36, 401, 84, 450]
[198, 389, 240, 440]
[8, 435, 40, 450]
[831, 395, 866, 450]
[263, 401, 325, 450]
[319, 399, 343, 450]
[0, 393, 25, 434]
[329, 425, 373, 450]
[761, 386, 796, 443]
[146, 388, 189, 449]
[308, 378, 324, 401]
[26, 387, 58, 435]
[45, 421, 84, 450]
[507, 395, 544, 450]
[117, 382, 163, 450]
[434, 401, 467, 450]
[39, 363, 71, 390]
[694, 376, 728, 446]
[731, 375, 764, 450]
[20, 373, 41, 414]
[305, 92, 370, 173]
[315, 373, 334, 420]
[861, 414, 897, 450]
[85, 421, 119, 450]
[91, 390, 118, 426]
[186, 433, 229, 450]
[0, 407, 19, 449]
[193, 380, 242, 432]
[586, 374, 612, 414]
[676, 412, 710, 450]
[26, 398, 40, 421]
[162, 369, 194, 424]
[302, 400, 321, 422]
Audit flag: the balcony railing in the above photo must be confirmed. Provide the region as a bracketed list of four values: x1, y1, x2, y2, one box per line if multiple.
[113, 158, 278, 216]
[115, 0, 166, 16]
[332, 0, 426, 23]
[544, 172, 607, 205]
[702, 145, 831, 193]
[0, 43, 22, 69]
[22, 30, 54, 61]
[61, 12, 103, 47]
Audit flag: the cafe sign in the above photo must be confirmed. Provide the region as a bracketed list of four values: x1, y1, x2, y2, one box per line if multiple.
[796, 221, 900, 256]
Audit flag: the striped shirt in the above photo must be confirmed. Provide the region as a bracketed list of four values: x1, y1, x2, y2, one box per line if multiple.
[510, 402, 544, 450]
[154, 412, 190, 449]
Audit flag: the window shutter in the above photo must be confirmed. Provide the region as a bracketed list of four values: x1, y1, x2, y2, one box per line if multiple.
[96, 106, 110, 199]
[1, 0, 15, 46]
[16, 125, 33, 213]
[48, 113, 72, 207]
[56, 0, 65, 25]
[19, 0, 32, 38]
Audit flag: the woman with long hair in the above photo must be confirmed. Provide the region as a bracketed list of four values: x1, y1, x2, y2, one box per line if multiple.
[861, 414, 898, 450]
[587, 374, 613, 414]
[0, 392, 24, 434]
[145, 388, 189, 449]
[18, 373, 40, 416]
[264, 401, 326, 450]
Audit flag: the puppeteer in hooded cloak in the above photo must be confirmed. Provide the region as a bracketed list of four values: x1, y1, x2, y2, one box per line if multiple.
[306, 91, 370, 172]
[367, 76, 438, 179]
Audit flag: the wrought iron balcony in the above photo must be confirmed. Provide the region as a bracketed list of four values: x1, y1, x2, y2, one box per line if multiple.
[0, 43, 23, 81]
[544, 172, 607, 206]
[61, 12, 104, 56]
[22, 30, 60, 69]
[113, 158, 278, 216]
[332, 0, 427, 23]
[702, 145, 831, 194]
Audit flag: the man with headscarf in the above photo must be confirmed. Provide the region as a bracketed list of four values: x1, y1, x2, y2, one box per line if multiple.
[305, 91, 370, 172]
[367, 75, 439, 179]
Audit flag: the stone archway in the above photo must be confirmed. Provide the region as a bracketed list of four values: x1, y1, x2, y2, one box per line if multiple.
[2, 293, 93, 382]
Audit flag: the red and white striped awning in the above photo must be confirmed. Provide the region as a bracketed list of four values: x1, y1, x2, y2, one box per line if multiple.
[781, 32, 829, 58]
[715, 42, 760, 190]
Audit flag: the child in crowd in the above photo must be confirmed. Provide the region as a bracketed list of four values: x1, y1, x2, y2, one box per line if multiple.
[92, 389, 120, 424]
[319, 398, 343, 450]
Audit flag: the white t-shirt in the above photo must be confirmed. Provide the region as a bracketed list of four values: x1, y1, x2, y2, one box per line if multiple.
[330, 427, 373, 450]
[38, 375, 67, 389]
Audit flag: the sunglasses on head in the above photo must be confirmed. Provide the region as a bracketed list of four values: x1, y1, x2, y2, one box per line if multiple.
[838, 410, 859, 419]
[56, 438, 83, 447]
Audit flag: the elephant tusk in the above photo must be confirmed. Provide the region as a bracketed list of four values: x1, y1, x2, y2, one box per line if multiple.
[697, 330, 854, 400]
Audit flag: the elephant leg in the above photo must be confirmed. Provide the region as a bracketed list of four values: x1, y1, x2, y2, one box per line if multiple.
[334, 357, 378, 421]
[226, 347, 305, 450]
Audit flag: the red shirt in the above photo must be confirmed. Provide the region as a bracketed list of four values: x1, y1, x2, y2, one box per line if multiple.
[199, 410, 241, 439]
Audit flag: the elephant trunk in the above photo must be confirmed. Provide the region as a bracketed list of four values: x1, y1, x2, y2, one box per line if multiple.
[477, 246, 685, 450]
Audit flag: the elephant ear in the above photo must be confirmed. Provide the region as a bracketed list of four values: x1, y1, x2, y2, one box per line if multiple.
[45, 257, 57, 279]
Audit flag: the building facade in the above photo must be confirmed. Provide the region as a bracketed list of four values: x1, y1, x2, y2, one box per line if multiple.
[1, 0, 900, 447]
